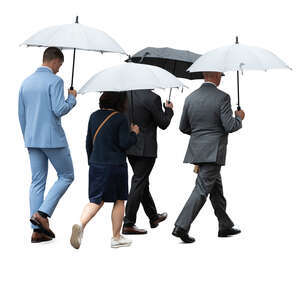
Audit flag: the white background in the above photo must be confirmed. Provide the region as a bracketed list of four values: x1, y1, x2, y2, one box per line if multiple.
[1, 0, 299, 299]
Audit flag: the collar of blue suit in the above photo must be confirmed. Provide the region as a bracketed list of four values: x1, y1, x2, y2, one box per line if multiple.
[36, 66, 53, 73]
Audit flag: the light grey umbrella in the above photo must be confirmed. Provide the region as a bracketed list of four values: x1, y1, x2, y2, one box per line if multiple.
[22, 16, 126, 89]
[79, 62, 185, 122]
[188, 36, 291, 109]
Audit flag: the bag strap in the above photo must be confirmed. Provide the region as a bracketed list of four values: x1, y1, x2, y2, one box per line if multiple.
[93, 111, 118, 144]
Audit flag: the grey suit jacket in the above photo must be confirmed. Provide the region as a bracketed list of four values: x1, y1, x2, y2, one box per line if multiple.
[126, 90, 174, 158]
[180, 83, 242, 166]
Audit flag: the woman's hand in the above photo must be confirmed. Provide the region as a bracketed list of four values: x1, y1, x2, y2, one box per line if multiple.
[131, 124, 140, 135]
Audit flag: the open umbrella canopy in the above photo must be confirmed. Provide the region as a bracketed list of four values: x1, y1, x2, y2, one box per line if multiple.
[21, 16, 126, 89]
[188, 42, 290, 73]
[22, 21, 126, 54]
[78, 62, 185, 94]
[188, 37, 291, 109]
[128, 47, 203, 80]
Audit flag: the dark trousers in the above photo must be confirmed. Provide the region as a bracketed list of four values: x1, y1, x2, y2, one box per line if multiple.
[124, 156, 158, 226]
[175, 163, 234, 232]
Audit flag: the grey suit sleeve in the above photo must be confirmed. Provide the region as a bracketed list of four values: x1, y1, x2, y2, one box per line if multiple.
[18, 87, 26, 137]
[220, 95, 242, 133]
[50, 78, 76, 117]
[179, 99, 191, 135]
[148, 95, 174, 130]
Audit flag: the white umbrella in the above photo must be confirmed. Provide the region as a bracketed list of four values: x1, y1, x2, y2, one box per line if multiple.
[79, 62, 185, 123]
[188, 37, 291, 109]
[79, 62, 185, 94]
[22, 16, 126, 89]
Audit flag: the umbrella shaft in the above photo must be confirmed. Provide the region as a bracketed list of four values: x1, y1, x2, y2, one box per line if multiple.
[168, 61, 177, 102]
[168, 88, 172, 101]
[236, 70, 241, 110]
[70, 48, 76, 90]
[130, 90, 134, 124]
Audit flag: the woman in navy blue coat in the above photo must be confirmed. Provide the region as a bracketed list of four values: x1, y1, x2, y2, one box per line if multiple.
[70, 92, 139, 249]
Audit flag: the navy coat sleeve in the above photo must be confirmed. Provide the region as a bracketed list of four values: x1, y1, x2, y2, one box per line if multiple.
[86, 116, 93, 160]
[118, 117, 137, 150]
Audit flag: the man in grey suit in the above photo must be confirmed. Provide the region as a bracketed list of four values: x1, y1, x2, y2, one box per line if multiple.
[172, 72, 245, 243]
[122, 90, 173, 234]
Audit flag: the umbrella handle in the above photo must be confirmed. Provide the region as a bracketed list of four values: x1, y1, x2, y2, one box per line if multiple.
[236, 69, 241, 111]
[70, 48, 76, 90]
[168, 88, 172, 103]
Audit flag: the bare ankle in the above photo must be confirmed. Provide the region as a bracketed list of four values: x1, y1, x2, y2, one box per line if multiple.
[113, 234, 121, 240]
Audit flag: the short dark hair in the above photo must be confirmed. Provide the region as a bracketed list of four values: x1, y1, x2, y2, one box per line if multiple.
[43, 47, 64, 63]
[99, 92, 128, 113]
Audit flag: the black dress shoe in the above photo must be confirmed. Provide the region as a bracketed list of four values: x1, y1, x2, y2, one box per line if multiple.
[218, 227, 241, 237]
[150, 212, 168, 228]
[172, 226, 195, 243]
[122, 225, 148, 235]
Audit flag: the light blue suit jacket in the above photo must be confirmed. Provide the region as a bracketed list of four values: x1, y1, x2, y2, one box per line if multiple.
[18, 67, 76, 148]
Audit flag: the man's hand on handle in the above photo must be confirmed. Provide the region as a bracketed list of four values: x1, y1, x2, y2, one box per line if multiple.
[165, 101, 173, 109]
[235, 109, 245, 120]
[131, 124, 140, 135]
[68, 89, 77, 98]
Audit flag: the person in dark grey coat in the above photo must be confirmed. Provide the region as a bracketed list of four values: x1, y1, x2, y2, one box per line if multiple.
[172, 72, 245, 243]
[122, 89, 174, 234]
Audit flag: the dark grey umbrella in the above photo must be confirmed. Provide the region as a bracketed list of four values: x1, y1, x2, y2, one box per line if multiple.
[127, 47, 203, 99]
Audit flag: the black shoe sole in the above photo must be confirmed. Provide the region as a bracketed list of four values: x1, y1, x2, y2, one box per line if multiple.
[122, 230, 148, 235]
[31, 238, 53, 243]
[218, 231, 241, 238]
[30, 218, 55, 238]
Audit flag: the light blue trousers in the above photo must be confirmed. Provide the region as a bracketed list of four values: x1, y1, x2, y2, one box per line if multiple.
[28, 147, 74, 228]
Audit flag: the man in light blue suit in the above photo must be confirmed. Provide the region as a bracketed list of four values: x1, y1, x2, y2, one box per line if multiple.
[18, 47, 77, 243]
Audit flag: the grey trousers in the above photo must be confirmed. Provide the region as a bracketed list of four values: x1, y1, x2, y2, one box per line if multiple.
[175, 163, 234, 232]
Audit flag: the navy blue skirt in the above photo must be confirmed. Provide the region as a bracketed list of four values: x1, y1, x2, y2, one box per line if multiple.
[89, 164, 128, 204]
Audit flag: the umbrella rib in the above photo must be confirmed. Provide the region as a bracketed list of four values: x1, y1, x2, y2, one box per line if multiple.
[249, 48, 267, 71]
[79, 24, 91, 52]
[34, 26, 62, 47]
[223, 46, 232, 73]
[146, 66, 165, 89]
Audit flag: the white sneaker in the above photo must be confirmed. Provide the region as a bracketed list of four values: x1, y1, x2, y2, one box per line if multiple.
[111, 235, 132, 248]
[70, 224, 83, 249]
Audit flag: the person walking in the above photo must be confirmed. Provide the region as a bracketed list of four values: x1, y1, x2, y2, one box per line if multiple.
[18, 47, 77, 243]
[70, 92, 139, 249]
[122, 89, 174, 235]
[172, 72, 245, 243]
